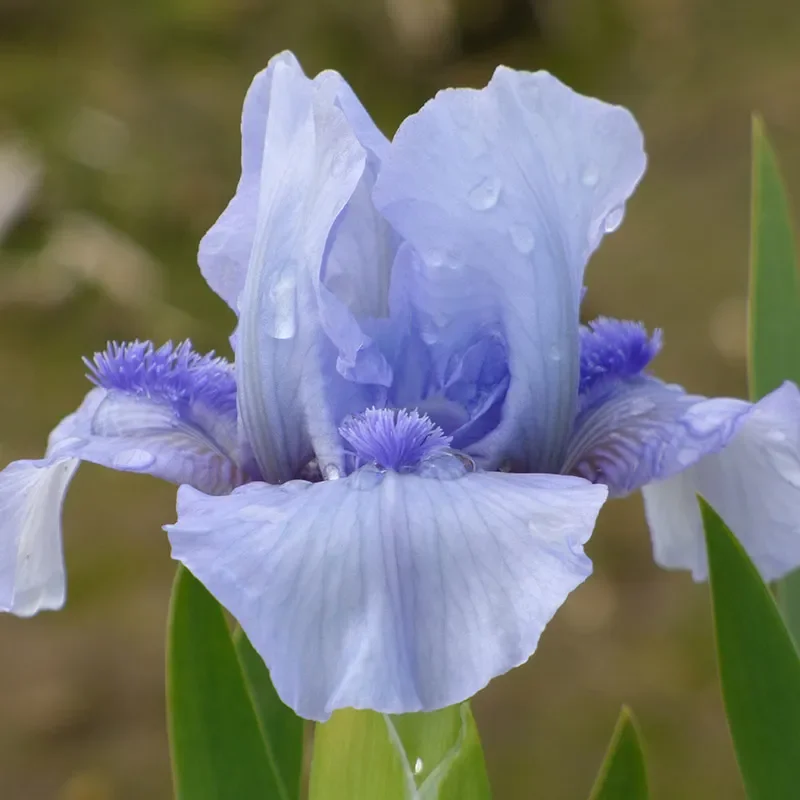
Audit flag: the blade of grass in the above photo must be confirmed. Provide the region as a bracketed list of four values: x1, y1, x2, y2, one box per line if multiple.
[746, 116, 800, 643]
[702, 499, 800, 799]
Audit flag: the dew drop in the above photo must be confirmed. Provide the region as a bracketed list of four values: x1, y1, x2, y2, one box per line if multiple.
[420, 326, 440, 346]
[766, 429, 787, 444]
[468, 177, 501, 211]
[350, 465, 385, 490]
[112, 448, 155, 470]
[323, 464, 341, 481]
[425, 248, 460, 271]
[425, 248, 446, 268]
[548, 344, 562, 362]
[265, 261, 298, 339]
[509, 223, 535, 255]
[676, 449, 697, 467]
[603, 206, 625, 233]
[414, 758, 424, 776]
[582, 164, 600, 187]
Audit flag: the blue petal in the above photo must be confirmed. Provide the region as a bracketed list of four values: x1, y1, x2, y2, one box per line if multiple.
[199, 52, 391, 317]
[83, 391, 244, 493]
[642, 382, 800, 581]
[235, 62, 390, 482]
[564, 376, 750, 496]
[579, 317, 662, 395]
[0, 369, 245, 616]
[167, 468, 607, 720]
[0, 457, 77, 616]
[199, 52, 303, 312]
[373, 68, 646, 472]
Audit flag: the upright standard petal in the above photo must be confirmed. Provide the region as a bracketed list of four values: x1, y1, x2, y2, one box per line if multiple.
[0, 341, 245, 616]
[374, 67, 646, 472]
[199, 52, 390, 315]
[168, 468, 607, 720]
[235, 64, 382, 482]
[198, 52, 304, 311]
[642, 382, 800, 581]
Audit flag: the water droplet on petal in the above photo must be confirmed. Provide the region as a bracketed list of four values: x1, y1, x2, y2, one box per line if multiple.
[509, 223, 535, 255]
[414, 758, 424, 775]
[676, 449, 697, 467]
[603, 206, 625, 233]
[549, 344, 562, 362]
[766, 429, 787, 444]
[468, 177, 501, 211]
[582, 164, 600, 187]
[425, 248, 446, 268]
[323, 464, 341, 481]
[420, 326, 440, 346]
[112, 448, 155, 470]
[350, 465, 385, 490]
[425, 247, 461, 271]
[265, 261, 298, 339]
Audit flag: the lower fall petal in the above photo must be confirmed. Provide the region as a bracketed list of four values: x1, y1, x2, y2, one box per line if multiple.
[0, 342, 245, 617]
[642, 382, 800, 581]
[0, 457, 77, 615]
[167, 469, 607, 720]
[564, 376, 751, 497]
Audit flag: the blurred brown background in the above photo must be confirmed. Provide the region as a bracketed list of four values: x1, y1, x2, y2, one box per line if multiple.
[0, 0, 798, 797]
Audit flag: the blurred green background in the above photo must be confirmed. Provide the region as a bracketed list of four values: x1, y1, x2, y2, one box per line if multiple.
[0, 0, 798, 797]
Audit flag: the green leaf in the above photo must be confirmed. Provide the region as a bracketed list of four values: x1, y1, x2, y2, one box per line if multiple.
[748, 115, 800, 399]
[166, 566, 286, 800]
[702, 499, 800, 800]
[233, 628, 305, 799]
[308, 704, 491, 800]
[588, 706, 648, 800]
[747, 116, 800, 644]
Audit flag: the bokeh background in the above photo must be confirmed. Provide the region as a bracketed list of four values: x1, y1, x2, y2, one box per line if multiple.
[1, 0, 798, 797]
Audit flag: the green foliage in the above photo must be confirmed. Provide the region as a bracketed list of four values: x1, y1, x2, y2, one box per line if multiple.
[747, 116, 800, 643]
[309, 704, 491, 800]
[747, 115, 800, 400]
[232, 628, 305, 799]
[166, 566, 292, 800]
[588, 707, 648, 800]
[702, 499, 800, 800]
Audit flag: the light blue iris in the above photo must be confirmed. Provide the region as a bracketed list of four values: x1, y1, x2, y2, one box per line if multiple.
[2, 50, 800, 721]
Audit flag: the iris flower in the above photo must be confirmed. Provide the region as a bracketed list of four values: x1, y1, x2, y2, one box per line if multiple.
[3, 52, 800, 721]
